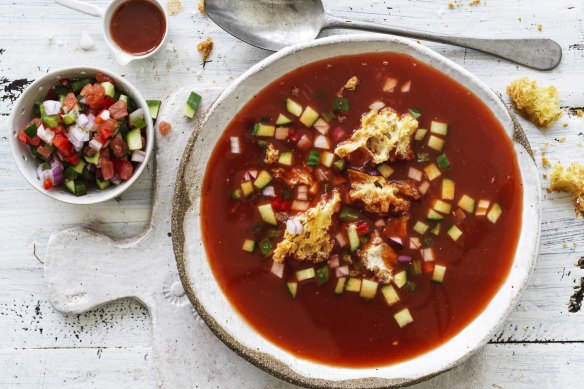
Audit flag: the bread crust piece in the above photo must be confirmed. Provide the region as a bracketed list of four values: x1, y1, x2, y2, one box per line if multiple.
[271, 166, 314, 187]
[358, 231, 397, 284]
[549, 162, 584, 215]
[506, 77, 562, 128]
[334, 108, 418, 164]
[264, 143, 280, 164]
[347, 169, 420, 215]
[273, 191, 341, 263]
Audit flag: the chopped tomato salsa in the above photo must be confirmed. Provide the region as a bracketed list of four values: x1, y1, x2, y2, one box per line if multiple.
[201, 53, 522, 367]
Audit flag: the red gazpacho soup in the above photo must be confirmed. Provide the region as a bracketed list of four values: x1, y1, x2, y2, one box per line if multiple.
[201, 53, 522, 367]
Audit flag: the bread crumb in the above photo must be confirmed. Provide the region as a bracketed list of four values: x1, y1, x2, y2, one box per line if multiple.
[358, 231, 396, 284]
[559, 137, 567, 143]
[542, 157, 551, 168]
[264, 143, 280, 164]
[506, 77, 562, 128]
[198, 0, 206, 15]
[469, 0, 480, 5]
[344, 76, 359, 91]
[563, 242, 569, 248]
[563, 123, 569, 128]
[518, 17, 522, 22]
[197, 37, 213, 62]
[166, 0, 183, 15]
[576, 109, 584, 117]
[448, 1, 462, 8]
[549, 162, 584, 215]
[537, 24, 543, 32]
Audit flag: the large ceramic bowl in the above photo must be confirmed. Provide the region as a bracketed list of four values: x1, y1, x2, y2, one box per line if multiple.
[172, 35, 541, 388]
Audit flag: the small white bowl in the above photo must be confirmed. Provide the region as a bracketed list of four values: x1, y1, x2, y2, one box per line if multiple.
[8, 66, 154, 205]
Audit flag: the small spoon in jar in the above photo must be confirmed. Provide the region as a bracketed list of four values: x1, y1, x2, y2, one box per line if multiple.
[204, 0, 561, 70]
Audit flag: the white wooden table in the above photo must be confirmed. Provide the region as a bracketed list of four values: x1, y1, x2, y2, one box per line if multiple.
[1, 0, 583, 387]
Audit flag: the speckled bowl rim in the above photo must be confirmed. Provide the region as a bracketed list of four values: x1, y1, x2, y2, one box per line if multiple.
[172, 34, 541, 388]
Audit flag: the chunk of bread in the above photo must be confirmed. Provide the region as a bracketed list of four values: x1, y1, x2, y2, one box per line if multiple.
[264, 143, 279, 164]
[344, 76, 359, 91]
[358, 231, 396, 284]
[271, 166, 313, 187]
[334, 108, 418, 164]
[273, 191, 341, 263]
[506, 77, 562, 128]
[549, 162, 584, 215]
[347, 169, 420, 215]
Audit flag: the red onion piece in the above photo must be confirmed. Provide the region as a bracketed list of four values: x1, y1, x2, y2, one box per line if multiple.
[387, 237, 403, 250]
[131, 150, 146, 162]
[336, 265, 349, 277]
[297, 134, 312, 151]
[332, 126, 346, 141]
[313, 135, 331, 150]
[270, 262, 285, 278]
[327, 255, 340, 269]
[230, 136, 241, 154]
[398, 255, 412, 263]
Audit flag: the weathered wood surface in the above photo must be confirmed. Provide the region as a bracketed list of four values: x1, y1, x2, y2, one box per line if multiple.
[1, 0, 583, 387]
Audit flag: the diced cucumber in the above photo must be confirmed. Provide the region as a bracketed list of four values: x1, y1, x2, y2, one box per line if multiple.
[345, 277, 362, 293]
[424, 163, 441, 181]
[428, 135, 445, 151]
[84, 151, 100, 165]
[74, 183, 87, 196]
[347, 224, 360, 251]
[414, 128, 428, 141]
[313, 118, 330, 135]
[394, 308, 414, 328]
[332, 158, 346, 172]
[258, 238, 272, 256]
[241, 181, 254, 197]
[64, 179, 76, 194]
[62, 110, 77, 125]
[381, 284, 400, 306]
[64, 167, 79, 180]
[360, 279, 378, 299]
[447, 225, 463, 241]
[286, 98, 303, 117]
[231, 188, 243, 199]
[71, 78, 91, 93]
[286, 281, 298, 298]
[276, 113, 292, 125]
[487, 203, 503, 223]
[430, 222, 441, 236]
[442, 178, 455, 200]
[96, 178, 111, 190]
[413, 221, 429, 235]
[258, 203, 277, 225]
[184, 91, 202, 118]
[146, 100, 162, 119]
[320, 151, 334, 167]
[101, 82, 115, 97]
[430, 121, 448, 135]
[299, 106, 319, 127]
[119, 94, 128, 103]
[253, 170, 272, 189]
[316, 267, 329, 285]
[332, 277, 347, 295]
[126, 128, 143, 150]
[458, 194, 475, 213]
[24, 124, 37, 138]
[432, 199, 452, 214]
[278, 151, 293, 166]
[377, 163, 394, 178]
[255, 123, 275, 137]
[427, 209, 444, 220]
[475, 199, 491, 216]
[432, 264, 447, 283]
[393, 270, 407, 289]
[42, 115, 59, 128]
[333, 97, 349, 111]
[242, 239, 255, 253]
[296, 267, 315, 282]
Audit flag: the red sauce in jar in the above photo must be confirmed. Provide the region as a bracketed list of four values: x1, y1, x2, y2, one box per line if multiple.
[110, 0, 166, 55]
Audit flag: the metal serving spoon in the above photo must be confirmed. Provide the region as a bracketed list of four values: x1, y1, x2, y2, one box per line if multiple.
[205, 0, 561, 70]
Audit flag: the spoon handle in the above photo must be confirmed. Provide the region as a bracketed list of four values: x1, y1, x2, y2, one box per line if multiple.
[55, 0, 103, 17]
[323, 16, 561, 70]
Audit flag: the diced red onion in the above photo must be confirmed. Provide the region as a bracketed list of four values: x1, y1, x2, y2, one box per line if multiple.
[274, 127, 289, 140]
[86, 113, 96, 130]
[401, 80, 412, 93]
[332, 126, 346, 141]
[291, 200, 309, 211]
[408, 167, 422, 181]
[383, 77, 398, 92]
[453, 208, 467, 224]
[36, 164, 47, 180]
[270, 261, 285, 278]
[68, 126, 89, 149]
[327, 255, 340, 269]
[87, 163, 96, 172]
[111, 178, 122, 185]
[243, 170, 257, 181]
[369, 100, 385, 110]
[418, 181, 430, 195]
[313, 118, 330, 135]
[313, 135, 331, 150]
[285, 218, 303, 235]
[131, 150, 146, 162]
[89, 138, 103, 151]
[79, 97, 87, 104]
[374, 218, 386, 228]
[335, 232, 348, 248]
[230, 136, 241, 154]
[76, 113, 89, 128]
[99, 109, 111, 121]
[128, 108, 144, 123]
[297, 185, 307, 200]
[398, 255, 412, 263]
[336, 265, 349, 277]
[387, 236, 403, 250]
[262, 185, 275, 197]
[315, 167, 330, 182]
[37, 125, 55, 145]
[43, 100, 62, 116]
[421, 248, 435, 262]
[409, 237, 421, 249]
[297, 134, 312, 151]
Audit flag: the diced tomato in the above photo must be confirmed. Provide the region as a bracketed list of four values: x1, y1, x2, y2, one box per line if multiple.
[109, 100, 128, 120]
[100, 157, 115, 181]
[18, 131, 29, 144]
[43, 178, 54, 190]
[80, 83, 106, 109]
[109, 136, 128, 158]
[63, 92, 77, 111]
[46, 88, 57, 100]
[36, 145, 52, 159]
[287, 130, 299, 142]
[98, 126, 113, 139]
[280, 200, 291, 211]
[84, 145, 97, 157]
[272, 196, 282, 210]
[102, 118, 119, 132]
[102, 96, 115, 108]
[95, 72, 114, 83]
[53, 125, 66, 135]
[422, 262, 434, 273]
[29, 136, 41, 146]
[64, 154, 80, 165]
[332, 126, 346, 141]
[29, 117, 43, 128]
[100, 147, 111, 160]
[158, 121, 171, 135]
[53, 133, 73, 156]
[93, 133, 105, 146]
[356, 221, 369, 235]
[59, 78, 70, 86]
[114, 159, 134, 180]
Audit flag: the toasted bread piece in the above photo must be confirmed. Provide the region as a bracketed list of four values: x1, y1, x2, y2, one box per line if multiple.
[347, 170, 420, 215]
[549, 162, 584, 215]
[273, 191, 341, 263]
[344, 76, 359, 91]
[334, 108, 418, 164]
[264, 143, 280, 164]
[506, 77, 562, 128]
[271, 166, 314, 187]
[358, 231, 397, 284]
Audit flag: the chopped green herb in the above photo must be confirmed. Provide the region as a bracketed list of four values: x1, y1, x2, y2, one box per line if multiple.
[316, 267, 329, 285]
[306, 150, 320, 167]
[283, 188, 293, 200]
[416, 152, 431, 163]
[339, 206, 360, 221]
[333, 97, 349, 111]
[250, 123, 259, 135]
[409, 108, 422, 118]
[259, 238, 272, 257]
[321, 110, 335, 122]
[422, 235, 433, 247]
[436, 154, 451, 169]
[231, 188, 243, 199]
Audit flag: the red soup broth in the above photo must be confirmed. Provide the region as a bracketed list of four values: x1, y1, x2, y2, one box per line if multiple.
[201, 53, 522, 367]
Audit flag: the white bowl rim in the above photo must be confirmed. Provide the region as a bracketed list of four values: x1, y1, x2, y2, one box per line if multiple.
[8, 65, 154, 205]
[172, 34, 541, 388]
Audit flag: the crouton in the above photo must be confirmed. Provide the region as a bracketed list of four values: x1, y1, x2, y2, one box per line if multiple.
[358, 231, 397, 284]
[197, 37, 213, 62]
[347, 170, 420, 215]
[344, 76, 359, 91]
[549, 162, 584, 215]
[264, 143, 280, 164]
[334, 108, 418, 164]
[273, 191, 341, 263]
[271, 166, 314, 187]
[506, 77, 562, 128]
